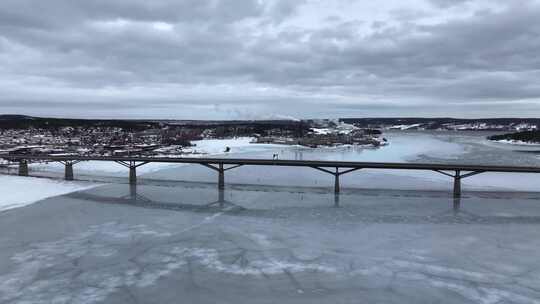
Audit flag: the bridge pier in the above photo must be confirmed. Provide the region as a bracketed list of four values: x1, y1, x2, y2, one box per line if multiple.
[453, 171, 461, 198]
[58, 160, 81, 181]
[201, 163, 242, 190]
[65, 163, 74, 181]
[218, 163, 225, 190]
[129, 166, 137, 185]
[18, 160, 28, 176]
[334, 167, 340, 194]
[434, 169, 484, 198]
[311, 166, 361, 194]
[115, 161, 149, 185]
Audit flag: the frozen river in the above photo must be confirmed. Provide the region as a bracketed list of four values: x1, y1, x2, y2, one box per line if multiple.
[2, 131, 540, 303]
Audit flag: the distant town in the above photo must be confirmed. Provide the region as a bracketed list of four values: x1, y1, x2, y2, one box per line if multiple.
[1, 115, 539, 157]
[0, 115, 385, 157]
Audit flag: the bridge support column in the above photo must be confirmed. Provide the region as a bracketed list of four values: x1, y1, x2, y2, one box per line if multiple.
[453, 171, 461, 198]
[115, 161, 149, 185]
[18, 160, 28, 176]
[65, 163, 74, 181]
[201, 163, 242, 190]
[311, 166, 361, 195]
[59, 160, 80, 181]
[434, 169, 484, 199]
[129, 166, 137, 185]
[218, 163, 225, 190]
[334, 167, 340, 194]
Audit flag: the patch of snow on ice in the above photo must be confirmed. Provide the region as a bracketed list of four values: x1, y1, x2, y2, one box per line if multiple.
[0, 175, 99, 212]
[191, 137, 284, 155]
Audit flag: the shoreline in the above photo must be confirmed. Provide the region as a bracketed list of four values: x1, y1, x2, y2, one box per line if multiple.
[489, 139, 540, 146]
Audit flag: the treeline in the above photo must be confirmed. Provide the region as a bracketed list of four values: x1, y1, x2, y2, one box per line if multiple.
[0, 115, 158, 131]
[340, 117, 540, 129]
[488, 130, 540, 143]
[0, 115, 312, 137]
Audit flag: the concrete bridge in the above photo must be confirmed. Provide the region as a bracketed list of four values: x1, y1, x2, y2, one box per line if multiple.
[5, 155, 540, 198]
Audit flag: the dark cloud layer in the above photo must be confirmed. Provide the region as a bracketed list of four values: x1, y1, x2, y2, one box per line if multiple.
[428, 0, 473, 8]
[0, 0, 539, 119]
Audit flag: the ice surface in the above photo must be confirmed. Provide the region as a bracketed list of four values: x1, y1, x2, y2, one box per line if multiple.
[1, 184, 540, 303]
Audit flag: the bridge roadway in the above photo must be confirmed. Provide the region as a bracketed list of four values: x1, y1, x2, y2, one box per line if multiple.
[5, 154, 540, 197]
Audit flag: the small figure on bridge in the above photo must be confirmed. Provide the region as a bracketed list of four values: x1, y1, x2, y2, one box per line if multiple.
[224, 146, 231, 153]
[272, 153, 279, 160]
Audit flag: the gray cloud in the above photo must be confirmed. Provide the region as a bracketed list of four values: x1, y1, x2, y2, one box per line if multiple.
[427, 0, 473, 8]
[0, 0, 540, 119]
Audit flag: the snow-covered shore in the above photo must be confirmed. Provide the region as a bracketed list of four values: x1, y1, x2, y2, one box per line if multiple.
[490, 139, 540, 146]
[0, 175, 99, 212]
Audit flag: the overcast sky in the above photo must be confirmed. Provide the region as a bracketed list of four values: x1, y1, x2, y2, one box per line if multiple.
[1, 0, 540, 119]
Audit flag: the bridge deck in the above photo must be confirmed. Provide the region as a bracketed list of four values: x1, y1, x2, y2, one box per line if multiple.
[4, 154, 540, 197]
[4, 154, 540, 173]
